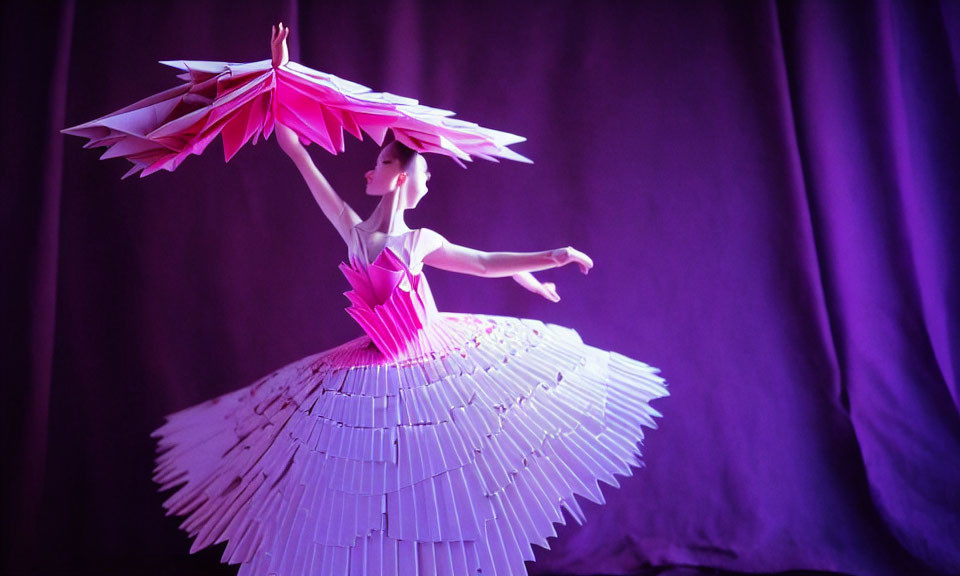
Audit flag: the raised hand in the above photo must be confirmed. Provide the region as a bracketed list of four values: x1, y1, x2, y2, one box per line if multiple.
[271, 23, 290, 68]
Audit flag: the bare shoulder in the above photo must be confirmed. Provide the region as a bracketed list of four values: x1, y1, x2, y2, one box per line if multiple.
[412, 227, 446, 244]
[410, 227, 448, 258]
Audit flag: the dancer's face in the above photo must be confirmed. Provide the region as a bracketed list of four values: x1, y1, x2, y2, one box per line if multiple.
[365, 144, 430, 209]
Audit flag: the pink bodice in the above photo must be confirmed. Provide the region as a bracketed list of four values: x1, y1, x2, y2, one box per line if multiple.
[338, 227, 447, 362]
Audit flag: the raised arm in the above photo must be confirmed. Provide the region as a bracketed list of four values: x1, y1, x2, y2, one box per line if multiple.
[275, 123, 361, 242]
[271, 24, 361, 243]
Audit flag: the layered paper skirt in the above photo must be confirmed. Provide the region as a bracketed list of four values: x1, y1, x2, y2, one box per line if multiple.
[152, 313, 667, 576]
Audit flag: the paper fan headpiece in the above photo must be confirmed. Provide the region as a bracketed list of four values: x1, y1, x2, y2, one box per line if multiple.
[63, 59, 531, 178]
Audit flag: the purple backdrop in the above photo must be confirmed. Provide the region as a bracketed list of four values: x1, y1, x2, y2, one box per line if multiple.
[3, 1, 959, 575]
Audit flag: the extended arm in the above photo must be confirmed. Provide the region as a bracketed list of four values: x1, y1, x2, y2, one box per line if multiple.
[423, 239, 593, 278]
[422, 238, 591, 303]
[271, 24, 361, 243]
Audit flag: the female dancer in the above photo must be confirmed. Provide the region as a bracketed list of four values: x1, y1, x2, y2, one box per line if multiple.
[151, 24, 668, 576]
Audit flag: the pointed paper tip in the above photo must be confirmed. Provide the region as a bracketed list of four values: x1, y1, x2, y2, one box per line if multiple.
[159, 60, 187, 70]
[122, 164, 144, 179]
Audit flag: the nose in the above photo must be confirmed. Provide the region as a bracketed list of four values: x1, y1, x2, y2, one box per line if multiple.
[364, 170, 373, 182]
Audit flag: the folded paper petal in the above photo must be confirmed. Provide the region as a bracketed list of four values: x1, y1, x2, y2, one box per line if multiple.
[63, 59, 532, 177]
[340, 246, 439, 363]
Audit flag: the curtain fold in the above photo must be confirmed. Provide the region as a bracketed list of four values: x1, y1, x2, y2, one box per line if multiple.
[776, 2, 960, 570]
[1, 0, 74, 572]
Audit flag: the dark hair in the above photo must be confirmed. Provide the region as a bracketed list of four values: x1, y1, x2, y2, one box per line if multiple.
[386, 140, 419, 171]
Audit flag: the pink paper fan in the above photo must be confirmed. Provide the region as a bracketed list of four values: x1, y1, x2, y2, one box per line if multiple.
[63, 59, 531, 178]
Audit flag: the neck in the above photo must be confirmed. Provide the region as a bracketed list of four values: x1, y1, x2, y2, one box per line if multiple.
[367, 192, 407, 234]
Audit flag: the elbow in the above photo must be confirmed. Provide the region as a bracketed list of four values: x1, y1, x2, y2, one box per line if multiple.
[474, 253, 517, 278]
[474, 254, 490, 277]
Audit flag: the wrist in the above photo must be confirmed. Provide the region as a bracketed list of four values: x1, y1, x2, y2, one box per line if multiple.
[550, 247, 569, 266]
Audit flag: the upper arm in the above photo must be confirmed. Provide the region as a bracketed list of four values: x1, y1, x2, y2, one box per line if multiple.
[331, 206, 362, 244]
[421, 230, 488, 275]
[287, 147, 361, 244]
[315, 180, 361, 245]
[422, 232, 565, 278]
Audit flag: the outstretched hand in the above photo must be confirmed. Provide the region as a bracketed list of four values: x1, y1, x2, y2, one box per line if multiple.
[271, 23, 290, 68]
[552, 246, 594, 274]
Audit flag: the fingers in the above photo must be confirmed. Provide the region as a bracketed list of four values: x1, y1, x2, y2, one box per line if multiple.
[271, 22, 291, 68]
[579, 253, 594, 274]
[542, 283, 560, 302]
[272, 22, 290, 43]
[552, 246, 594, 275]
[566, 247, 593, 274]
[544, 282, 560, 302]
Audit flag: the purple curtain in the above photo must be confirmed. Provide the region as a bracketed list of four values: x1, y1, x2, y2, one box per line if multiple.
[4, 1, 958, 574]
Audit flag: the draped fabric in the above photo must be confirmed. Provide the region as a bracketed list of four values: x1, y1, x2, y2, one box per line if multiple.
[3, 1, 958, 575]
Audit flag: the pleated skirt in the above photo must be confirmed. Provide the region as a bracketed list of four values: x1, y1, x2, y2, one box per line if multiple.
[152, 313, 668, 576]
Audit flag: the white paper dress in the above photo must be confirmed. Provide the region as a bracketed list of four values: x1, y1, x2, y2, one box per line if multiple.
[152, 226, 668, 576]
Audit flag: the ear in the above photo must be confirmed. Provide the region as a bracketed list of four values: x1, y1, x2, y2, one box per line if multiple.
[386, 172, 403, 192]
[397, 172, 408, 187]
